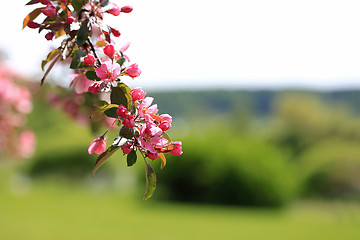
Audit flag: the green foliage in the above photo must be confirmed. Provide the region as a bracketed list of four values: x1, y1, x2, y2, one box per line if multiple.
[155, 132, 298, 207]
[127, 150, 137, 167]
[70, 49, 86, 69]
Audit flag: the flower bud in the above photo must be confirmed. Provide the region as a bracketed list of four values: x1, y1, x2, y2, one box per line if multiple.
[121, 6, 133, 13]
[120, 143, 132, 154]
[103, 44, 115, 58]
[88, 137, 106, 155]
[84, 54, 96, 66]
[42, 4, 57, 16]
[66, 16, 76, 24]
[122, 115, 134, 128]
[170, 141, 183, 156]
[111, 28, 121, 37]
[88, 82, 100, 93]
[45, 32, 54, 40]
[27, 21, 40, 29]
[159, 121, 171, 131]
[130, 88, 146, 101]
[147, 151, 159, 160]
[125, 63, 141, 78]
[108, 3, 121, 16]
[116, 104, 128, 118]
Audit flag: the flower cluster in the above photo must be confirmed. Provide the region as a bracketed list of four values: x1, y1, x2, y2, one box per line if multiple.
[24, 0, 182, 199]
[0, 60, 36, 159]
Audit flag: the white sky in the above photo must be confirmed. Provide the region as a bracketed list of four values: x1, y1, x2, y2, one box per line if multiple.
[2, 0, 360, 90]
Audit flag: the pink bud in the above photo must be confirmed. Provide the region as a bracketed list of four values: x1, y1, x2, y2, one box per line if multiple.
[108, 3, 121, 16]
[42, 4, 57, 16]
[147, 151, 159, 160]
[84, 54, 96, 66]
[27, 21, 40, 29]
[61, 0, 67, 2]
[88, 137, 106, 155]
[170, 141, 183, 156]
[122, 115, 134, 128]
[125, 63, 141, 78]
[111, 28, 121, 37]
[88, 82, 100, 93]
[159, 121, 171, 131]
[130, 88, 146, 101]
[45, 32, 54, 40]
[116, 104, 128, 118]
[66, 16, 76, 24]
[121, 6, 133, 13]
[121, 143, 132, 154]
[40, 0, 50, 5]
[103, 44, 115, 58]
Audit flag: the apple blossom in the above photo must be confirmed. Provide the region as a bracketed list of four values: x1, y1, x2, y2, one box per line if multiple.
[116, 104, 128, 118]
[147, 151, 159, 160]
[103, 44, 115, 58]
[121, 6, 133, 13]
[84, 54, 96, 66]
[66, 16, 76, 24]
[130, 88, 146, 101]
[95, 61, 121, 82]
[27, 21, 40, 29]
[122, 115, 135, 128]
[121, 143, 132, 154]
[107, 3, 121, 16]
[45, 32, 54, 40]
[125, 63, 141, 78]
[170, 141, 183, 156]
[111, 28, 121, 37]
[88, 82, 100, 94]
[88, 137, 106, 155]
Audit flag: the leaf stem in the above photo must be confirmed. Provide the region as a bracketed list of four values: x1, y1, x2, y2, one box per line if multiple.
[87, 37, 102, 67]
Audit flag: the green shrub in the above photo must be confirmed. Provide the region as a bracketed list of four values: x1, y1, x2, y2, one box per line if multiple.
[153, 132, 299, 207]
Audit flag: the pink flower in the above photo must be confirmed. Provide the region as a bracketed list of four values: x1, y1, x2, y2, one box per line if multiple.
[42, 4, 57, 16]
[138, 124, 168, 153]
[27, 21, 40, 29]
[121, 6, 133, 13]
[125, 63, 141, 78]
[130, 88, 146, 101]
[18, 130, 36, 158]
[170, 141, 183, 156]
[138, 97, 158, 122]
[84, 54, 96, 66]
[69, 73, 92, 94]
[88, 137, 106, 155]
[108, 3, 121, 16]
[159, 114, 172, 131]
[45, 32, 54, 40]
[66, 16, 76, 24]
[122, 115, 134, 128]
[111, 28, 121, 37]
[121, 143, 132, 154]
[88, 82, 100, 93]
[95, 61, 121, 82]
[147, 151, 159, 160]
[116, 104, 128, 118]
[103, 44, 115, 58]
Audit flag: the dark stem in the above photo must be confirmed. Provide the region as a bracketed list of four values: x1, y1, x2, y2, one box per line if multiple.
[87, 38, 102, 67]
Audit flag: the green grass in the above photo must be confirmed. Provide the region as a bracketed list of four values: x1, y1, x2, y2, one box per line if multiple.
[0, 178, 359, 240]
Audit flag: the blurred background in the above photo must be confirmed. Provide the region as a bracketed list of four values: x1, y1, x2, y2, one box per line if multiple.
[1, 0, 360, 239]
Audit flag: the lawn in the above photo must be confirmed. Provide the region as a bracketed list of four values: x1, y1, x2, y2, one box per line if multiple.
[0, 177, 359, 240]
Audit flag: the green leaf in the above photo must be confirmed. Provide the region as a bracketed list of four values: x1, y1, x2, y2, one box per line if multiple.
[72, 0, 84, 14]
[41, 49, 60, 71]
[23, 7, 43, 29]
[86, 71, 101, 81]
[70, 49, 86, 69]
[144, 159, 157, 200]
[76, 19, 91, 47]
[119, 126, 134, 139]
[162, 131, 172, 143]
[110, 86, 130, 107]
[116, 57, 126, 66]
[127, 150, 137, 167]
[104, 107, 118, 118]
[92, 145, 120, 177]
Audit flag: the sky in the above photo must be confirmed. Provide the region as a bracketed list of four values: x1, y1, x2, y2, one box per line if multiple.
[2, 0, 360, 90]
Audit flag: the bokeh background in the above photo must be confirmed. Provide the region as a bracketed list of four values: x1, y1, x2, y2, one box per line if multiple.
[1, 0, 360, 239]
